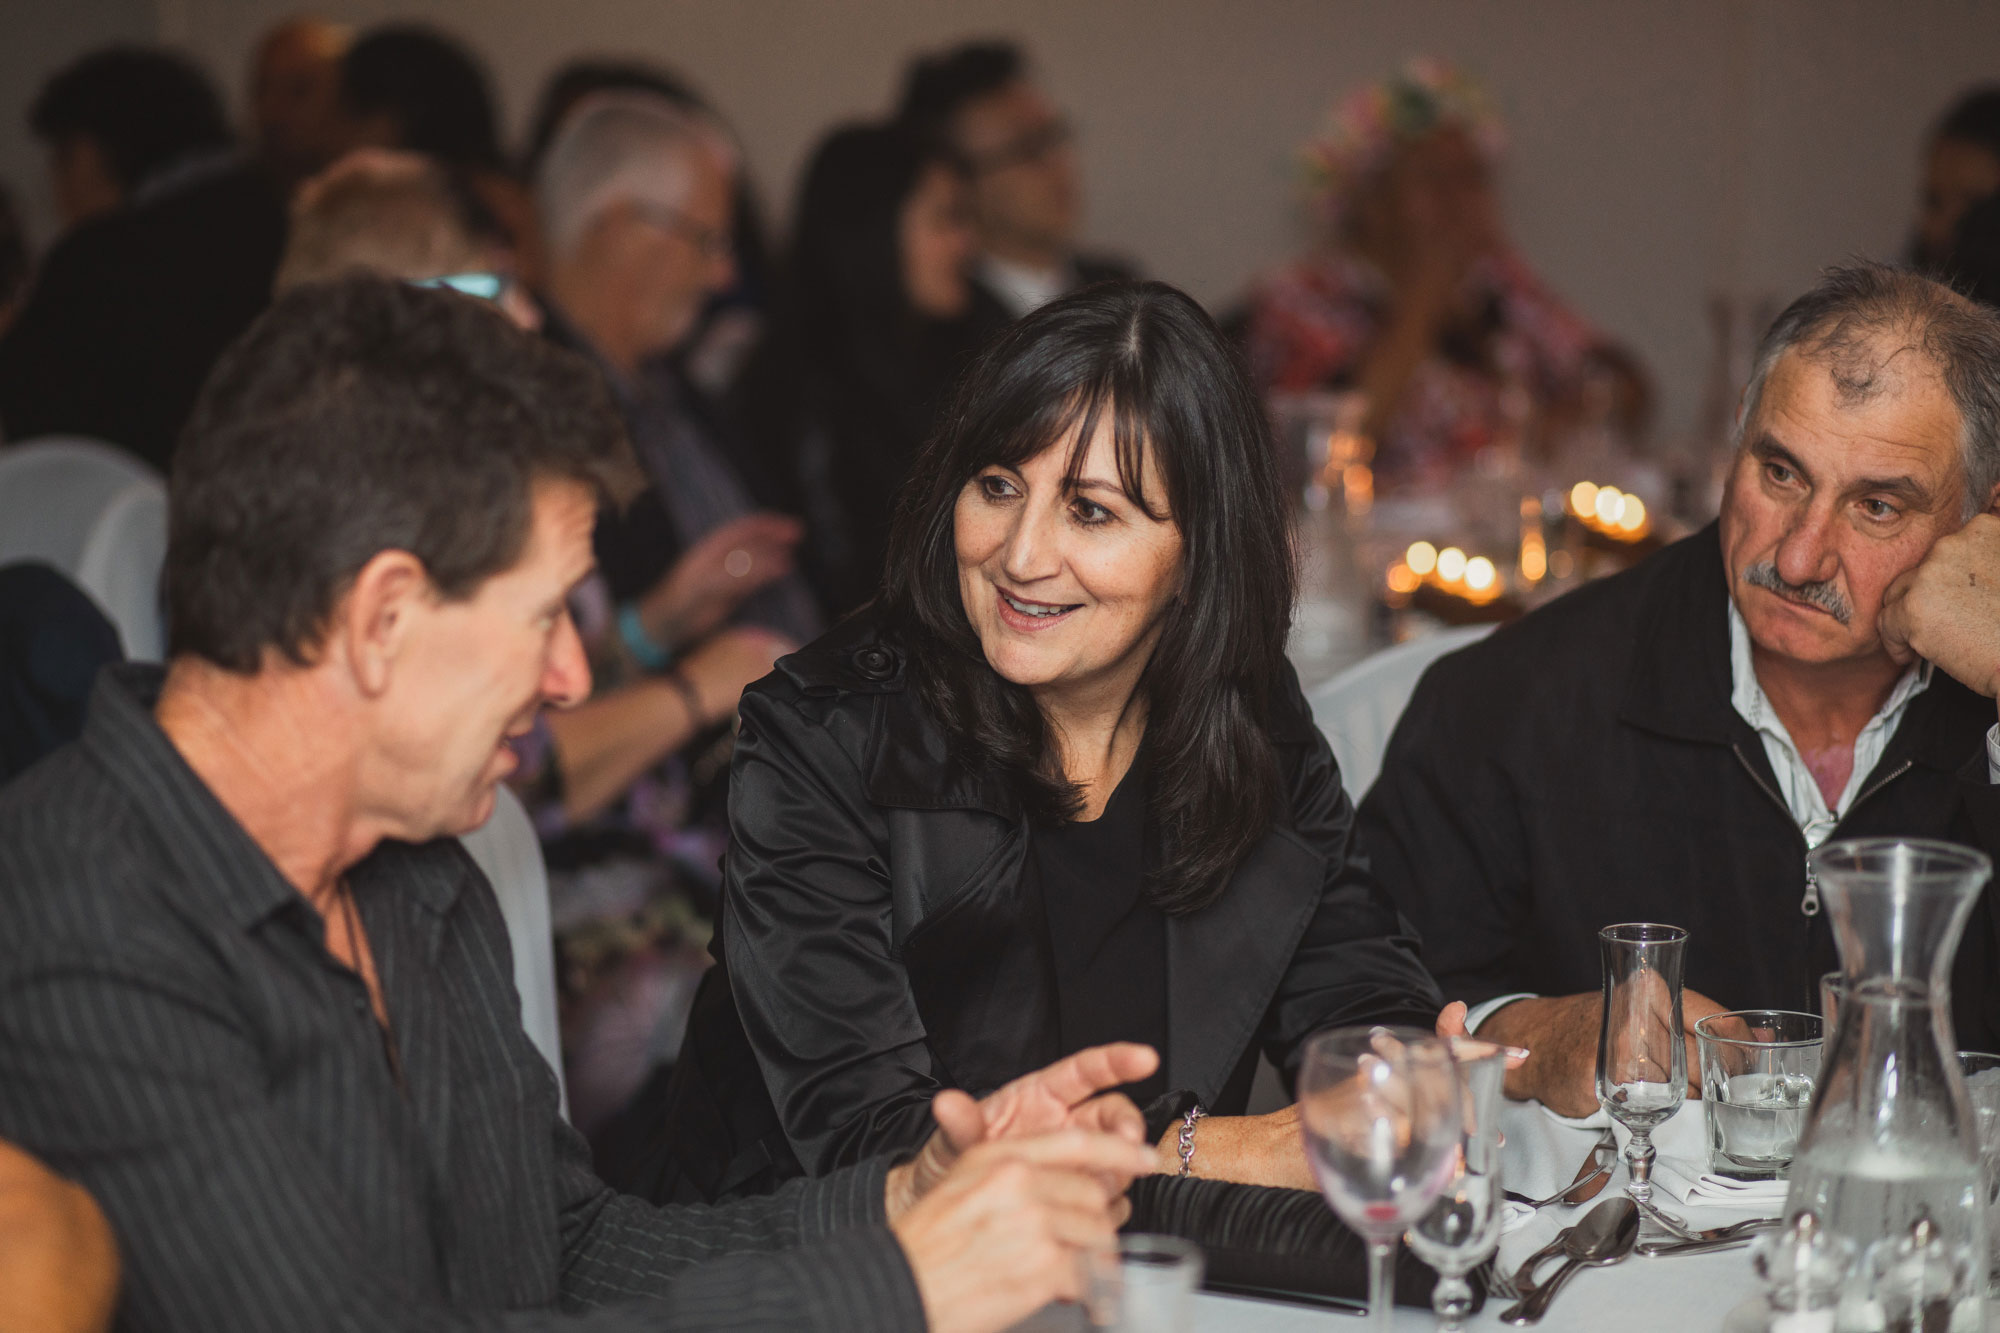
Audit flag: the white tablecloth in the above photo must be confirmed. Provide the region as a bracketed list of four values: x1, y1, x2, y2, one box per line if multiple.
[1193, 1097, 1771, 1331]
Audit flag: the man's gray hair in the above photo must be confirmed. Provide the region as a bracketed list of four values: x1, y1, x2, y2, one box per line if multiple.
[533, 91, 737, 262]
[1737, 261, 2000, 516]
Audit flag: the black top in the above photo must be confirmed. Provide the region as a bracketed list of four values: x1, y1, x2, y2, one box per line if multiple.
[0, 664, 923, 1331]
[1360, 524, 2000, 1051]
[1031, 744, 1168, 1107]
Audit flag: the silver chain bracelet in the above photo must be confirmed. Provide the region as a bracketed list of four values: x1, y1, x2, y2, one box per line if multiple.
[1176, 1104, 1207, 1178]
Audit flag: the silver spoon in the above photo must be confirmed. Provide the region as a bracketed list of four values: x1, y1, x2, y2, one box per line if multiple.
[1499, 1197, 1640, 1324]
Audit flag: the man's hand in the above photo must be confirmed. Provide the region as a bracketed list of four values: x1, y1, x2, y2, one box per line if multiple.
[637, 512, 804, 652]
[1478, 990, 1728, 1115]
[1880, 513, 2000, 699]
[887, 1043, 1155, 1220]
[890, 1132, 1158, 1333]
[0, 1139, 117, 1333]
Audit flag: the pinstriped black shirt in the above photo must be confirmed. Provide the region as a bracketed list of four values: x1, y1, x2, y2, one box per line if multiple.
[0, 666, 925, 1331]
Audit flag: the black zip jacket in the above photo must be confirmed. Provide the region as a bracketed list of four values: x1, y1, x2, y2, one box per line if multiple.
[1357, 524, 2000, 1052]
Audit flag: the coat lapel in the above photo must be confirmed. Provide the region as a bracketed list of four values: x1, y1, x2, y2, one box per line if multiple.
[1166, 825, 1326, 1106]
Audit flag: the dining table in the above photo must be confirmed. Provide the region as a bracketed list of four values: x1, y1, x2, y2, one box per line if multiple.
[1189, 1097, 1775, 1331]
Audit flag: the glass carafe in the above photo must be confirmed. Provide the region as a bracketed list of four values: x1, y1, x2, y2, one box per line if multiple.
[1782, 838, 1992, 1331]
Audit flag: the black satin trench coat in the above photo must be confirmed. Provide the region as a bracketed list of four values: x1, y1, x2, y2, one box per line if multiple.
[638, 612, 1444, 1204]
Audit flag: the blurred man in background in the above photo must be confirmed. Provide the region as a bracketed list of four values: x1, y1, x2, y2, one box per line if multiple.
[246, 16, 351, 194]
[0, 46, 285, 469]
[896, 40, 1131, 320]
[1913, 85, 2000, 275]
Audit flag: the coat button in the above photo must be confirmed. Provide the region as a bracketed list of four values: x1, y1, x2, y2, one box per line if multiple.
[851, 645, 898, 682]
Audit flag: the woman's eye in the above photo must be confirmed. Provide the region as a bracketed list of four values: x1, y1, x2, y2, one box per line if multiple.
[978, 474, 1015, 499]
[1072, 498, 1112, 525]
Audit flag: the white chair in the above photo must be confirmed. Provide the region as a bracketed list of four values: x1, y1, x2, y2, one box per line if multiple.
[460, 785, 570, 1117]
[0, 437, 168, 659]
[1306, 623, 1497, 802]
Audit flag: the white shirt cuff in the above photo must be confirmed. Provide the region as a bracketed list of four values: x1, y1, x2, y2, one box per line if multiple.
[1986, 724, 2000, 784]
[1465, 992, 1537, 1032]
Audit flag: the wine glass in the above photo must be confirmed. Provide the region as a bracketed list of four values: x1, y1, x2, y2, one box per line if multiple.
[1405, 1042, 1509, 1331]
[1596, 922, 1689, 1203]
[1299, 1026, 1463, 1333]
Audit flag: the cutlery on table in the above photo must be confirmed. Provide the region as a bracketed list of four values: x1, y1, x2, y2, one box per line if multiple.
[1502, 1132, 1617, 1211]
[1498, 1197, 1639, 1325]
[1631, 1195, 1781, 1244]
[1635, 1233, 1760, 1259]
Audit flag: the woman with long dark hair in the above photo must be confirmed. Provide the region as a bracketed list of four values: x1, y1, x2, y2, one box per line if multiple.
[642, 280, 1451, 1204]
[739, 122, 987, 615]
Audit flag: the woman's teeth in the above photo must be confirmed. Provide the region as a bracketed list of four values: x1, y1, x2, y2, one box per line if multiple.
[1002, 592, 1073, 618]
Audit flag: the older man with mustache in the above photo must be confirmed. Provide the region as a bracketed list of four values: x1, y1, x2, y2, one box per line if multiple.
[1359, 261, 2000, 1114]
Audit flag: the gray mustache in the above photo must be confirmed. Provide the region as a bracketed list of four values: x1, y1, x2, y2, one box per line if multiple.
[1743, 561, 1851, 625]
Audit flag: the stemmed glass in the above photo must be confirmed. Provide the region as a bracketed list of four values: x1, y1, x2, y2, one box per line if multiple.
[1405, 1042, 1509, 1331]
[1299, 1026, 1463, 1333]
[1596, 922, 1689, 1203]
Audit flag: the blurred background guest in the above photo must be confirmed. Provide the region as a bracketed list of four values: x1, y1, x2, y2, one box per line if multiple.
[535, 91, 817, 647]
[0, 45, 285, 470]
[737, 122, 983, 616]
[524, 58, 775, 396]
[532, 92, 828, 1149]
[0, 182, 26, 338]
[244, 15, 350, 196]
[338, 22, 545, 286]
[896, 39, 1132, 322]
[1911, 85, 2000, 275]
[1245, 59, 1647, 490]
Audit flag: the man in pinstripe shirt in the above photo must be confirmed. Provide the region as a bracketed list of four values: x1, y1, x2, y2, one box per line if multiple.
[0, 276, 1157, 1332]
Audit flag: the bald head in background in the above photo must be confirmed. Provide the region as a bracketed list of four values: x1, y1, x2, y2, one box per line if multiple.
[249, 16, 350, 190]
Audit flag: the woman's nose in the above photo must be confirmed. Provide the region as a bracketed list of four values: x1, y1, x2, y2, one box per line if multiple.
[999, 502, 1063, 585]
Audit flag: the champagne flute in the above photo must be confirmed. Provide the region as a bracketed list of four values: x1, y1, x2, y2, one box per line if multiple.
[1596, 922, 1689, 1203]
[1405, 1042, 1509, 1331]
[1299, 1026, 1463, 1333]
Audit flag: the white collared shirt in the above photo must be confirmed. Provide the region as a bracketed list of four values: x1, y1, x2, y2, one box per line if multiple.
[975, 253, 1072, 317]
[1726, 600, 1932, 849]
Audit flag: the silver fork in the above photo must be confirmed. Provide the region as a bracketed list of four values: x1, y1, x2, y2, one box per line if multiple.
[1632, 1194, 1782, 1244]
[1502, 1131, 1618, 1211]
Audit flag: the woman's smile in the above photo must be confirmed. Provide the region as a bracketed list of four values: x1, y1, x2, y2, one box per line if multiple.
[994, 584, 1083, 631]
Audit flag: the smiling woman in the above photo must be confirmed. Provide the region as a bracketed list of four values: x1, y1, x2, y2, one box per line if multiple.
[631, 280, 1448, 1208]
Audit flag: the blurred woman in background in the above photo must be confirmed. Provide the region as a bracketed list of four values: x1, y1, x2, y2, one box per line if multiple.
[740, 122, 985, 616]
[1246, 59, 1646, 489]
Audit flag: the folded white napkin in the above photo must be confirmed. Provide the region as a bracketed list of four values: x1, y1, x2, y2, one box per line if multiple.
[1645, 1154, 1789, 1211]
[1611, 1110, 1788, 1212]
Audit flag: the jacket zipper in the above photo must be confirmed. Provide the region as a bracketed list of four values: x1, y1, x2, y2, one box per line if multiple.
[1729, 746, 1915, 918]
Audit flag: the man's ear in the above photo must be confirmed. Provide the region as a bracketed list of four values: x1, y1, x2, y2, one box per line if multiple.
[336, 550, 429, 698]
[1984, 478, 2000, 518]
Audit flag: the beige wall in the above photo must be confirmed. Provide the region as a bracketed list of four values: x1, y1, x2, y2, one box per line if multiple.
[5, 0, 1999, 439]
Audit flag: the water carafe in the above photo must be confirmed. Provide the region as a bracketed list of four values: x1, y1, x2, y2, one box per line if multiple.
[1783, 838, 1992, 1331]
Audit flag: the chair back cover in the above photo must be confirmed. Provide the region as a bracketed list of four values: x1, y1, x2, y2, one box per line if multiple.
[460, 784, 570, 1117]
[1306, 623, 1495, 802]
[0, 438, 167, 659]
